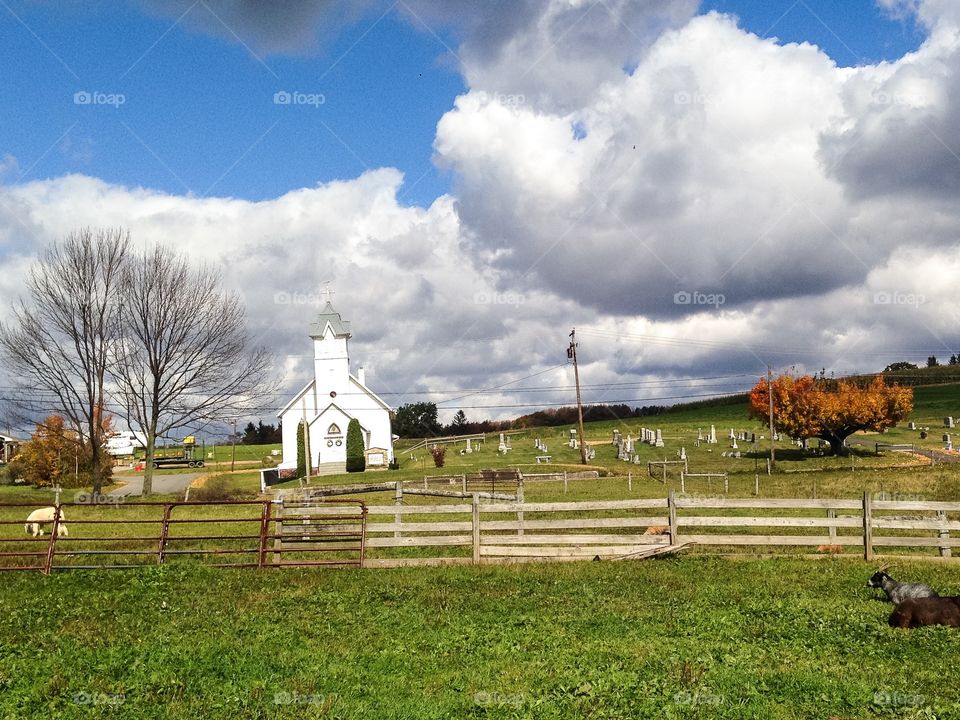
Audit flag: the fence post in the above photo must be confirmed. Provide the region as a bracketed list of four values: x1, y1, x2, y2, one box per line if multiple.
[862, 491, 874, 562]
[753, 473, 759, 496]
[938, 510, 952, 558]
[472, 493, 481, 565]
[667, 490, 678, 546]
[628, 472, 632, 492]
[158, 504, 174, 565]
[394, 481, 403, 539]
[257, 501, 272, 568]
[462, 474, 467, 494]
[723, 475, 729, 495]
[563, 471, 568, 494]
[827, 508, 836, 541]
[43, 503, 64, 575]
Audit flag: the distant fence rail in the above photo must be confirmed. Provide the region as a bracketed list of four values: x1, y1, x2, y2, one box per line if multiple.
[2, 493, 959, 571]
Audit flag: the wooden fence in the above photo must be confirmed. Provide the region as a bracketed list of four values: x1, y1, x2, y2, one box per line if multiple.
[299, 491, 960, 567]
[3, 493, 960, 571]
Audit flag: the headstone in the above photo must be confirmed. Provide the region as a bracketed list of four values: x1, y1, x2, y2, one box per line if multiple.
[908, 422, 917, 431]
[946, 417, 955, 428]
[466, 438, 473, 454]
[697, 427, 704, 441]
[729, 428, 736, 440]
[655, 429, 664, 448]
[709, 425, 717, 444]
[734, 451, 741, 458]
[731, 438, 738, 449]
[498, 432, 507, 453]
[679, 447, 686, 461]
[945, 433, 952, 450]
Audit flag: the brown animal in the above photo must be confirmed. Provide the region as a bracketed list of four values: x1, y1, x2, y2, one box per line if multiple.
[816, 544, 843, 554]
[643, 525, 670, 536]
[888, 596, 960, 629]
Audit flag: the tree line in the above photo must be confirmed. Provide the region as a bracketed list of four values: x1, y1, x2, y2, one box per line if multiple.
[390, 402, 668, 438]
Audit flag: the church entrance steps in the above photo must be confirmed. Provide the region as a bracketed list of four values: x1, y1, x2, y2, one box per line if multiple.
[314, 462, 347, 476]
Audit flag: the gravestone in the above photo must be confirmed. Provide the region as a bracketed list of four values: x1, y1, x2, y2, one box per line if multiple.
[655, 429, 664, 448]
[708, 425, 717, 444]
[946, 417, 955, 428]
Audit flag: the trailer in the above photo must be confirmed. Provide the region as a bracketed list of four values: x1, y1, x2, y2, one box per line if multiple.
[151, 435, 205, 469]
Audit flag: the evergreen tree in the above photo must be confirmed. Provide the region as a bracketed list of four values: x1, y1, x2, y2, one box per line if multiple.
[346, 418, 365, 473]
[296, 419, 306, 478]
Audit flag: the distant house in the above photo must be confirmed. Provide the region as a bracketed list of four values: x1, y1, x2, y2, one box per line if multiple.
[105, 430, 148, 457]
[0, 433, 22, 464]
[277, 301, 393, 474]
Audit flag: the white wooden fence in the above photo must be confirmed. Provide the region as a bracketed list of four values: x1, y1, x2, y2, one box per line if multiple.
[280, 491, 960, 567]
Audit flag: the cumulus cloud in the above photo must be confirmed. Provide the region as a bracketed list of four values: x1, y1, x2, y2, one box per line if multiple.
[436, 13, 865, 319]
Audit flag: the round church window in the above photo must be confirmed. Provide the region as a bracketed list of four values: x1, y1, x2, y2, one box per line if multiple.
[335, 439, 342, 446]
[330, 391, 337, 398]
[327, 440, 334, 447]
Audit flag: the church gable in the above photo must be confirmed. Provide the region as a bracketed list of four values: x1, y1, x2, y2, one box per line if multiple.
[277, 379, 316, 418]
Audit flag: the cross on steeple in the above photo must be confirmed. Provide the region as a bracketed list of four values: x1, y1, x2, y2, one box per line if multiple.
[321, 281, 335, 305]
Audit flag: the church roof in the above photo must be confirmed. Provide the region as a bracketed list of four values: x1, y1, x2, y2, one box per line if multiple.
[309, 302, 352, 339]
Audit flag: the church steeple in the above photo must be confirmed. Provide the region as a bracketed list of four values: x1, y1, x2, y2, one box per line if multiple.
[309, 301, 352, 340]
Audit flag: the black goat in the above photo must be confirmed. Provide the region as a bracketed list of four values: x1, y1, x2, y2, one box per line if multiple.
[889, 597, 960, 629]
[867, 566, 938, 604]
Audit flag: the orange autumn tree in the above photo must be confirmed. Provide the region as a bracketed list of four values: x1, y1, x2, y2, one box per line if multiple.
[748, 374, 912, 456]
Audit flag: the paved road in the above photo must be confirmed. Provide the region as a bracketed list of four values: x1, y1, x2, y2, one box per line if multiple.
[109, 472, 202, 497]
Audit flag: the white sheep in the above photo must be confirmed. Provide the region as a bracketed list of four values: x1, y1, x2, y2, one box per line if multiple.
[23, 506, 68, 537]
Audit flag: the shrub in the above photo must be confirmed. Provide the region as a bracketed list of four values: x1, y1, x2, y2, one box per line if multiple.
[430, 445, 446, 468]
[346, 419, 365, 473]
[190, 475, 233, 502]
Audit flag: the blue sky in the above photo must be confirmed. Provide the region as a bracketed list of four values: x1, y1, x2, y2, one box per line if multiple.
[0, 0, 926, 206]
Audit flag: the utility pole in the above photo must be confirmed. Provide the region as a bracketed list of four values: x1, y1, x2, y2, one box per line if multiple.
[568, 329, 588, 465]
[767, 365, 776, 469]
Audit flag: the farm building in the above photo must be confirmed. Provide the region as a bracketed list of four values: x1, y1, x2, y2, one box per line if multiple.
[0, 433, 21, 464]
[277, 301, 393, 474]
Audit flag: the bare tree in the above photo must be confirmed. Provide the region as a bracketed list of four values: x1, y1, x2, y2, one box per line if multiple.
[111, 244, 272, 495]
[0, 228, 129, 494]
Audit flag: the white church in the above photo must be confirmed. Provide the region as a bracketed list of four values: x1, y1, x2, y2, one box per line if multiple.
[277, 300, 394, 474]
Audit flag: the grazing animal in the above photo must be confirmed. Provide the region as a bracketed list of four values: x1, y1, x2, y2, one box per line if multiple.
[643, 525, 670, 536]
[23, 507, 68, 537]
[816, 544, 843, 554]
[889, 597, 960, 629]
[867, 565, 937, 604]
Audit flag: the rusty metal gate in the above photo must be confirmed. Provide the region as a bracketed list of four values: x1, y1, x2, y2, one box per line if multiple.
[0, 500, 366, 573]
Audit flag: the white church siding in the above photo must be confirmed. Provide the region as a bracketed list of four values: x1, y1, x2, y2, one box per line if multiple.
[278, 302, 393, 472]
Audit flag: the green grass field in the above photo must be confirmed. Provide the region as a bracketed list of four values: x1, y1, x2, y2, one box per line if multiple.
[2, 558, 960, 719]
[2, 382, 960, 718]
